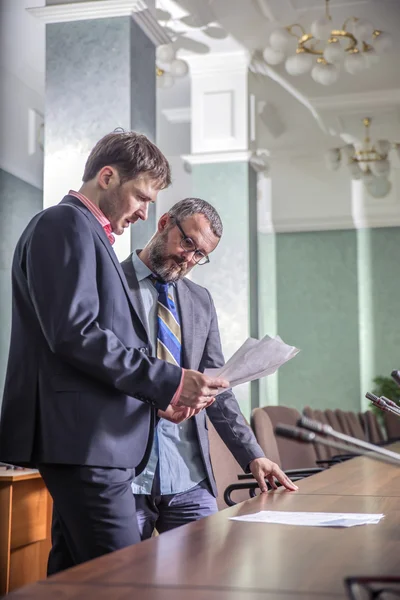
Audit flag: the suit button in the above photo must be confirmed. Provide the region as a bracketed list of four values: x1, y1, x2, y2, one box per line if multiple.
[139, 347, 148, 354]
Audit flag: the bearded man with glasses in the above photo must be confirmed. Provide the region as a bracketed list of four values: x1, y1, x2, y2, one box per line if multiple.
[120, 197, 297, 539]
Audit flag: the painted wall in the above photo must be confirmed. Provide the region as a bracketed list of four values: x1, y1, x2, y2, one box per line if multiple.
[0, 169, 42, 404]
[272, 228, 360, 412]
[190, 161, 258, 417]
[45, 16, 156, 259]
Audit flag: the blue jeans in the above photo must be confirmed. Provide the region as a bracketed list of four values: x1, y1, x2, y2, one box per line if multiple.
[134, 473, 218, 540]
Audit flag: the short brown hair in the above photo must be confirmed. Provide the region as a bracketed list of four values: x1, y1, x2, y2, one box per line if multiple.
[82, 131, 171, 189]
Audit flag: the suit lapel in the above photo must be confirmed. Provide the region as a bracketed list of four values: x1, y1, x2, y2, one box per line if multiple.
[60, 196, 147, 337]
[176, 279, 194, 369]
[120, 256, 149, 337]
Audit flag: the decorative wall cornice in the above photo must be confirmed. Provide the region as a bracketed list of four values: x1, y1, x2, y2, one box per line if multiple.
[27, 1, 170, 45]
[27, 0, 147, 22]
[186, 50, 251, 77]
[182, 151, 253, 165]
[310, 89, 400, 113]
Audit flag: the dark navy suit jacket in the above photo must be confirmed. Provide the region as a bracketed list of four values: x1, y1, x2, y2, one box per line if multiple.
[0, 195, 181, 470]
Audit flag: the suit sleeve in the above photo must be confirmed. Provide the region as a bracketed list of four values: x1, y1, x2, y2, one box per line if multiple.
[25, 206, 180, 410]
[201, 291, 265, 471]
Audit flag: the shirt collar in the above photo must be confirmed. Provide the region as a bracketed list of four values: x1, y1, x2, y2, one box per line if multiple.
[131, 250, 153, 282]
[131, 250, 177, 287]
[68, 189, 115, 245]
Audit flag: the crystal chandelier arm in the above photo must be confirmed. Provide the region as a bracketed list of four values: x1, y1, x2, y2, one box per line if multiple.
[325, 0, 331, 20]
[330, 30, 357, 51]
[286, 24, 306, 38]
[341, 16, 358, 33]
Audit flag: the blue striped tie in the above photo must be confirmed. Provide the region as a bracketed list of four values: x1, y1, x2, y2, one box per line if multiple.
[154, 280, 182, 366]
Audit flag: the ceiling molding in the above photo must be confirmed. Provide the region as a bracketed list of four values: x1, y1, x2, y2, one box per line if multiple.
[27, 0, 149, 24]
[255, 0, 278, 22]
[273, 214, 355, 233]
[295, 0, 369, 12]
[273, 213, 400, 233]
[131, 8, 171, 45]
[310, 89, 400, 113]
[162, 107, 191, 124]
[181, 151, 253, 165]
[186, 50, 250, 77]
[250, 53, 329, 135]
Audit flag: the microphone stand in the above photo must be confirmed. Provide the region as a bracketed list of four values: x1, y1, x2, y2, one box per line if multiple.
[275, 423, 400, 468]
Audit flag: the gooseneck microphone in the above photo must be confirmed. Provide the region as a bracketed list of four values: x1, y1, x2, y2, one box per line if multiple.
[381, 396, 400, 413]
[275, 423, 400, 467]
[298, 415, 400, 463]
[391, 370, 400, 387]
[366, 392, 400, 418]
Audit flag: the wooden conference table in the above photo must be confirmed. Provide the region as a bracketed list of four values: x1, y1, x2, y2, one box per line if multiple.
[6, 443, 400, 599]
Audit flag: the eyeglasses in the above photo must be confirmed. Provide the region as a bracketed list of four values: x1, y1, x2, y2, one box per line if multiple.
[174, 219, 210, 265]
[345, 576, 400, 599]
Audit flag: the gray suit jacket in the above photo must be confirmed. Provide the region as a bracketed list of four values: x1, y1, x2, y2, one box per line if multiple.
[121, 255, 265, 497]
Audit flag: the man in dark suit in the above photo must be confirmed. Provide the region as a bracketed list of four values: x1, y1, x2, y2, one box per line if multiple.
[121, 198, 298, 539]
[0, 132, 227, 574]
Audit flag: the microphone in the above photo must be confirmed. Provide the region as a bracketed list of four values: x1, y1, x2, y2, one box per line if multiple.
[381, 396, 400, 414]
[391, 370, 400, 387]
[366, 392, 400, 418]
[275, 423, 400, 467]
[298, 415, 400, 464]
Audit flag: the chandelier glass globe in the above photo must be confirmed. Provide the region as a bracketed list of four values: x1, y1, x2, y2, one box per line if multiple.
[326, 118, 398, 194]
[285, 52, 313, 75]
[261, 0, 392, 86]
[269, 28, 292, 51]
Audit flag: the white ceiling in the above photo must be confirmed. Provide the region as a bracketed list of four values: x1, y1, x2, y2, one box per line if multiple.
[159, 0, 400, 97]
[0, 0, 45, 96]
[157, 0, 400, 154]
[2, 0, 400, 156]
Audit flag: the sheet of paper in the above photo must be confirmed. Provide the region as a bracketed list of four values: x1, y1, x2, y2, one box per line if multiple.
[230, 511, 385, 527]
[204, 334, 300, 392]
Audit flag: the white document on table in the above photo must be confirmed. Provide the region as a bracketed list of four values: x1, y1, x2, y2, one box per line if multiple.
[230, 510, 385, 527]
[204, 334, 300, 392]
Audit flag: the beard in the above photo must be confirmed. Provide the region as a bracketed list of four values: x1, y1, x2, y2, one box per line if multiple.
[147, 231, 189, 283]
[99, 187, 123, 234]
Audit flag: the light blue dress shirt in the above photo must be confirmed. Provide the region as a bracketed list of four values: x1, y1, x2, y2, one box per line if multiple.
[130, 251, 206, 495]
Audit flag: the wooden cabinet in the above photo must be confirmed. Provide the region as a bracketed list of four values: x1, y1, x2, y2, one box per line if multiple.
[0, 471, 52, 595]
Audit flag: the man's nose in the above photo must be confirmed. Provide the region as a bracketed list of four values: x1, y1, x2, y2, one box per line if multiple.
[182, 248, 197, 263]
[137, 204, 149, 221]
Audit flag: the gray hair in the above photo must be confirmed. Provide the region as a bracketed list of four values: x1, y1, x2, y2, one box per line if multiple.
[167, 198, 223, 238]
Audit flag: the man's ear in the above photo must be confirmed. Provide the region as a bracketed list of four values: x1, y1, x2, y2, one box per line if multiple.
[158, 213, 169, 232]
[98, 166, 117, 189]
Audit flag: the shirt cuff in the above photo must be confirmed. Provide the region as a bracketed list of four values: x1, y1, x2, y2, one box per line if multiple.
[171, 369, 184, 406]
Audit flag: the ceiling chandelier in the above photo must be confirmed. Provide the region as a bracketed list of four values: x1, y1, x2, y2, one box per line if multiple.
[326, 117, 400, 197]
[262, 0, 393, 86]
[156, 44, 189, 89]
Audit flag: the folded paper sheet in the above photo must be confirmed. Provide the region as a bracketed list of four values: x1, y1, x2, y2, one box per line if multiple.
[230, 511, 384, 528]
[204, 334, 300, 392]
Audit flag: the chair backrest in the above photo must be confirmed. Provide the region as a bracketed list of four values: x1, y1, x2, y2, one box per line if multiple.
[334, 409, 354, 437]
[303, 406, 332, 461]
[336, 410, 366, 440]
[207, 418, 249, 509]
[263, 406, 318, 469]
[324, 409, 343, 433]
[360, 410, 385, 445]
[251, 408, 281, 467]
[384, 411, 400, 441]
